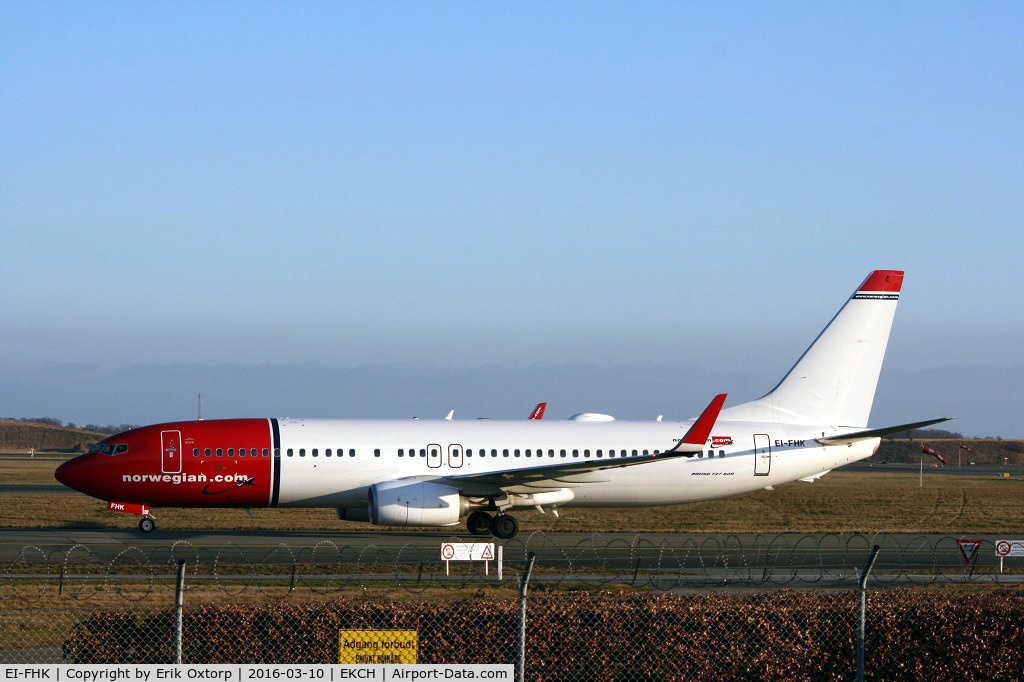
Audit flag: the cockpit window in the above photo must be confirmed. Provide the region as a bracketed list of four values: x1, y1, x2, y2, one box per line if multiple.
[88, 443, 128, 456]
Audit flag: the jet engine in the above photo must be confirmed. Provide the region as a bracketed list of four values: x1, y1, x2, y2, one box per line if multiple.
[368, 480, 468, 527]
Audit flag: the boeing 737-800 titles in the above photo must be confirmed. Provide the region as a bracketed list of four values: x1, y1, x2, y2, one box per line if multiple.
[55, 270, 950, 538]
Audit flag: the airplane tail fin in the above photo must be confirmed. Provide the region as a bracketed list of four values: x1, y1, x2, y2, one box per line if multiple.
[721, 270, 904, 428]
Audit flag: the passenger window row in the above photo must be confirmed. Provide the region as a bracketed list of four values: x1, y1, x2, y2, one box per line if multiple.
[193, 448, 270, 458]
[192, 445, 725, 460]
[352, 447, 663, 459]
[285, 448, 359, 458]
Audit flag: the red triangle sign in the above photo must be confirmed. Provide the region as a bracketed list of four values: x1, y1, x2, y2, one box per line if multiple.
[957, 539, 983, 564]
[480, 544, 494, 560]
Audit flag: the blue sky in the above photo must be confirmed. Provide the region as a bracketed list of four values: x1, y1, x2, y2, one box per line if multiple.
[1, 2, 1022, 435]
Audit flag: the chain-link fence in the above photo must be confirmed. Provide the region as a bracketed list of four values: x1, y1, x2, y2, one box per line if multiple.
[3, 534, 1023, 679]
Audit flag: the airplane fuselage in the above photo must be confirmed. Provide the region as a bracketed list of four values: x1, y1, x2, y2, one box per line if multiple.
[58, 416, 877, 511]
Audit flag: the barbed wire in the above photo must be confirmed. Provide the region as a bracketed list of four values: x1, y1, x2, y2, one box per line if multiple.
[1, 532, 1018, 603]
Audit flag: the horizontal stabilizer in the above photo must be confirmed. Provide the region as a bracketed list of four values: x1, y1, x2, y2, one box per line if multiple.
[816, 417, 956, 446]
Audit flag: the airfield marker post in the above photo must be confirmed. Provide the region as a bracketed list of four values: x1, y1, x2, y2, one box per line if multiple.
[174, 559, 186, 665]
[857, 545, 881, 682]
[516, 552, 536, 682]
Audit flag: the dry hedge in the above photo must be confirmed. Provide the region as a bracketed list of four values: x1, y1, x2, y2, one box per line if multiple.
[64, 590, 1024, 681]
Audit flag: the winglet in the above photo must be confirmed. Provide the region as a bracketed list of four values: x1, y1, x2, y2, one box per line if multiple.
[668, 394, 727, 454]
[529, 402, 547, 420]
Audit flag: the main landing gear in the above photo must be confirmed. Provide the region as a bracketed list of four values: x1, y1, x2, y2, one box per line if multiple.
[466, 511, 518, 539]
[138, 516, 156, 533]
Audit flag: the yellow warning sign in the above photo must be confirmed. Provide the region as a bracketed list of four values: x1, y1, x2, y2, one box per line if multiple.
[338, 630, 418, 664]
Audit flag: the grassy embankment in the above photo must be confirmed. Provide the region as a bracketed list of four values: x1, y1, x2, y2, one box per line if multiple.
[2, 458, 1022, 534]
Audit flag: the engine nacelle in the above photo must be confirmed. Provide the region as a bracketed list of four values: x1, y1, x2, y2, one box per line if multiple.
[368, 480, 466, 527]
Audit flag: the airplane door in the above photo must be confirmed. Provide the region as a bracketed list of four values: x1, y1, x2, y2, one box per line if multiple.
[448, 444, 463, 468]
[753, 434, 771, 476]
[161, 430, 183, 474]
[427, 444, 442, 469]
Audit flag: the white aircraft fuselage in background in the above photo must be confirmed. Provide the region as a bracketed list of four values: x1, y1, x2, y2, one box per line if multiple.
[55, 270, 950, 538]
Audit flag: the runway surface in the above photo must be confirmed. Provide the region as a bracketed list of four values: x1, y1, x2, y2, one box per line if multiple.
[1, 527, 1017, 575]
[0, 484, 70, 495]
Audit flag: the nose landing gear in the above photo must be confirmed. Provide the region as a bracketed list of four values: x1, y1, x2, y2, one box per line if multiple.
[138, 516, 156, 533]
[465, 511, 518, 539]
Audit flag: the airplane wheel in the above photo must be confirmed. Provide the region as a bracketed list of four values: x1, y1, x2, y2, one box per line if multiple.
[467, 511, 492, 535]
[491, 514, 518, 539]
[138, 517, 156, 533]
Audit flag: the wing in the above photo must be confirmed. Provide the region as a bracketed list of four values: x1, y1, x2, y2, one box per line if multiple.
[444, 394, 726, 494]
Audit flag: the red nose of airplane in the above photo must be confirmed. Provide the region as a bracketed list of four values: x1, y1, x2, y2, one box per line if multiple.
[55, 455, 93, 493]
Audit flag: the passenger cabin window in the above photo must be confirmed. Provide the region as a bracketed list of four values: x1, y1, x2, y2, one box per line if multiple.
[193, 448, 200, 457]
[597, 449, 603, 458]
[216, 448, 223, 457]
[549, 449, 555, 457]
[572, 449, 579, 458]
[239, 448, 247, 457]
[326, 449, 332, 457]
[204, 448, 211, 457]
[560, 449, 566, 457]
[312, 449, 318, 457]
[263, 448, 269, 457]
[228, 448, 234, 457]
[299, 449, 305, 457]
[503, 449, 509, 458]
[398, 449, 404, 457]
[491, 449, 498, 457]
[287, 449, 294, 457]
[514, 449, 520, 457]
[349, 449, 355, 457]
[374, 449, 381, 457]
[466, 449, 472, 457]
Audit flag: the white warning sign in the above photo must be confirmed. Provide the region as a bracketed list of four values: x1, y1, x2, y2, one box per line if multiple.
[440, 542, 495, 561]
[995, 540, 1024, 557]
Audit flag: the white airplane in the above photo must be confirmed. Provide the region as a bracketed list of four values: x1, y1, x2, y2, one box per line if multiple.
[55, 270, 950, 537]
